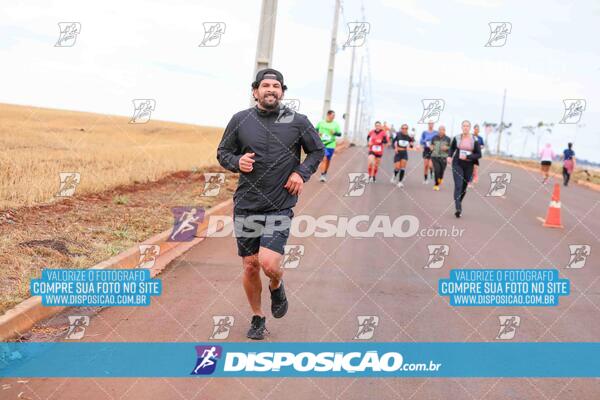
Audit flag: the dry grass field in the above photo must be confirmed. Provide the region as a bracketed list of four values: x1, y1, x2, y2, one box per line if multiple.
[0, 103, 223, 209]
[0, 103, 231, 316]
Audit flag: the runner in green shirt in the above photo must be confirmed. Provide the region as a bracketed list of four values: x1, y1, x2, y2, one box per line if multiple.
[315, 110, 342, 182]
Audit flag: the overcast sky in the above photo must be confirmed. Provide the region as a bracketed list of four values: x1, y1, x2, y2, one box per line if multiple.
[1, 0, 599, 162]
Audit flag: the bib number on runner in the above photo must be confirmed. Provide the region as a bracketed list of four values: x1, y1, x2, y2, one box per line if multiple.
[459, 150, 472, 159]
[398, 140, 409, 147]
[372, 145, 382, 152]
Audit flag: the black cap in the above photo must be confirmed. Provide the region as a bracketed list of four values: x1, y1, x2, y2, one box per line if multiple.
[253, 68, 287, 90]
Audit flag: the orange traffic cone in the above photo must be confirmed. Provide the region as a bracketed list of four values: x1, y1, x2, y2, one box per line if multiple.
[543, 183, 563, 228]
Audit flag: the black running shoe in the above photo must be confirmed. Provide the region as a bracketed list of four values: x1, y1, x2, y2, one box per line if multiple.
[247, 315, 267, 340]
[270, 281, 288, 318]
[455, 210, 461, 218]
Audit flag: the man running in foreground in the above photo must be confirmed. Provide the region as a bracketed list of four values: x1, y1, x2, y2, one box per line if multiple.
[316, 110, 342, 182]
[217, 68, 324, 340]
[367, 121, 388, 183]
[420, 121, 438, 184]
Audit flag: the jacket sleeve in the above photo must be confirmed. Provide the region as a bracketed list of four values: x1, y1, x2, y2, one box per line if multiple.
[216, 114, 243, 173]
[467, 139, 482, 161]
[449, 137, 457, 158]
[294, 115, 325, 182]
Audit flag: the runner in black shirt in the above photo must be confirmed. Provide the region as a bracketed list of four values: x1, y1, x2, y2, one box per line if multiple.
[391, 124, 414, 188]
[217, 68, 324, 340]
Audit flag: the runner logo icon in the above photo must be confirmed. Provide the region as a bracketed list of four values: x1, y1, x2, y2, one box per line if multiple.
[345, 173, 369, 197]
[191, 345, 222, 375]
[281, 99, 300, 112]
[486, 172, 512, 197]
[418, 99, 445, 123]
[202, 173, 225, 197]
[55, 22, 81, 47]
[344, 22, 370, 47]
[210, 316, 234, 340]
[169, 207, 205, 242]
[485, 22, 512, 47]
[137, 244, 160, 269]
[282, 245, 305, 269]
[566, 245, 591, 269]
[496, 316, 520, 340]
[130, 99, 156, 124]
[199, 22, 226, 47]
[559, 99, 586, 124]
[56, 172, 81, 197]
[354, 315, 379, 340]
[65, 316, 89, 340]
[424, 245, 449, 269]
[275, 102, 297, 124]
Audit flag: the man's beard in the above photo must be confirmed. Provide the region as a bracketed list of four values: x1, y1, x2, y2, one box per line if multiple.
[258, 93, 280, 110]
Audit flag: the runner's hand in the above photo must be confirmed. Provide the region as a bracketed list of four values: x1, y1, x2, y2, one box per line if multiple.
[284, 172, 304, 195]
[447, 157, 452, 164]
[239, 153, 255, 173]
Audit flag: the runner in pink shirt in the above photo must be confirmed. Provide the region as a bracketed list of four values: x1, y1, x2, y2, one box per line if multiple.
[539, 143, 555, 184]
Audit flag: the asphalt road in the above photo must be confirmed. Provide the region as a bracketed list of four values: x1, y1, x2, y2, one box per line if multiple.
[4, 146, 600, 399]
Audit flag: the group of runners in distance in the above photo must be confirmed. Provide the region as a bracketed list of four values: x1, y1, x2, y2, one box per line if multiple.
[316, 112, 579, 217]
[315, 112, 484, 219]
[538, 141, 577, 187]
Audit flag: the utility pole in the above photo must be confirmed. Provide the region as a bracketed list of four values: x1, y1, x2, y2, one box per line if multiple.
[496, 88, 507, 155]
[353, 56, 364, 144]
[354, 100, 361, 143]
[343, 45, 356, 140]
[251, 0, 278, 105]
[322, 0, 341, 118]
[360, 1, 373, 132]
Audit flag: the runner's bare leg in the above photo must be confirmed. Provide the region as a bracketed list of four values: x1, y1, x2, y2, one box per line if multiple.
[242, 254, 263, 316]
[320, 157, 330, 174]
[259, 246, 284, 291]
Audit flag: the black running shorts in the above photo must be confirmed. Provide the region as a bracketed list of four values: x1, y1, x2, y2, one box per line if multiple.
[422, 148, 432, 159]
[394, 150, 408, 162]
[233, 208, 294, 257]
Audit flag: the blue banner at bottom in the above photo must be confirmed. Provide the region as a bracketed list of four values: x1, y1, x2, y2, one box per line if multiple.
[1, 342, 599, 378]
